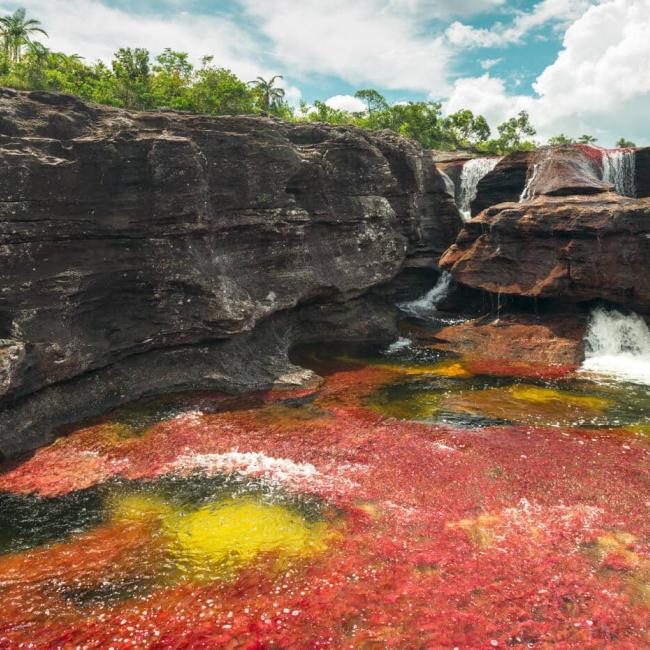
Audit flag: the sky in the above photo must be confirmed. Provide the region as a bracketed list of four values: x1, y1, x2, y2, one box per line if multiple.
[1, 0, 649, 146]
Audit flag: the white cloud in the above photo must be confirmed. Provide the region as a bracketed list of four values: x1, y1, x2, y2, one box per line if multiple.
[446, 0, 593, 48]
[325, 95, 367, 113]
[0, 0, 276, 82]
[385, 0, 506, 18]
[444, 0, 650, 146]
[239, 0, 452, 93]
[479, 57, 503, 70]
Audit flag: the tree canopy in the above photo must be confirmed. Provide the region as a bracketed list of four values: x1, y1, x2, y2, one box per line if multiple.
[0, 8, 638, 155]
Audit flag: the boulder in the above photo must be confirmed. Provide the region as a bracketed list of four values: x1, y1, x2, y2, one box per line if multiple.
[521, 146, 612, 198]
[440, 194, 650, 313]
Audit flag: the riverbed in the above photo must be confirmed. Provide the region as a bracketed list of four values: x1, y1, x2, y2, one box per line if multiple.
[0, 339, 648, 647]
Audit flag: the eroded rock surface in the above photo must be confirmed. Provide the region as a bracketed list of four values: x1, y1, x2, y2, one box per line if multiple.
[441, 194, 650, 312]
[0, 89, 462, 455]
[429, 313, 586, 369]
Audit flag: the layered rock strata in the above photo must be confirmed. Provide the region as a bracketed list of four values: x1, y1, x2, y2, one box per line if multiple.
[0, 89, 462, 455]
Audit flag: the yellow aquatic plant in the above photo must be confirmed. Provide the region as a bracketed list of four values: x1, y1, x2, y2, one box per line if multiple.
[508, 385, 611, 411]
[110, 493, 332, 582]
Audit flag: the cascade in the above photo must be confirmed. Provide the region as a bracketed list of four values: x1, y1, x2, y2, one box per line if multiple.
[581, 308, 650, 385]
[458, 157, 500, 220]
[602, 149, 636, 197]
[520, 163, 540, 201]
[398, 272, 454, 318]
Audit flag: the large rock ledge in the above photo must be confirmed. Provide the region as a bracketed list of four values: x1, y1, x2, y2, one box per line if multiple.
[0, 88, 462, 456]
[440, 193, 650, 312]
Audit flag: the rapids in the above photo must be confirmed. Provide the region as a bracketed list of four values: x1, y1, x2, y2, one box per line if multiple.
[582, 308, 650, 385]
[0, 337, 648, 647]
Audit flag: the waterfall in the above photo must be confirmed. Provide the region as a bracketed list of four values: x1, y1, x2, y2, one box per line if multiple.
[458, 158, 500, 220]
[581, 308, 650, 385]
[602, 149, 636, 197]
[520, 164, 540, 202]
[398, 272, 454, 318]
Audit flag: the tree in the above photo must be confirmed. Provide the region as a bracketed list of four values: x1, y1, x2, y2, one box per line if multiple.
[577, 134, 598, 145]
[354, 89, 388, 114]
[303, 100, 352, 125]
[616, 138, 636, 148]
[111, 48, 151, 110]
[0, 8, 48, 63]
[248, 75, 285, 113]
[548, 134, 575, 145]
[490, 111, 537, 153]
[444, 109, 491, 148]
[189, 57, 256, 115]
[151, 49, 193, 109]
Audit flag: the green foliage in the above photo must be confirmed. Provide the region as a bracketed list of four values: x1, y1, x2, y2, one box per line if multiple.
[0, 8, 47, 64]
[248, 75, 285, 113]
[443, 109, 491, 147]
[548, 134, 575, 145]
[354, 89, 388, 114]
[577, 134, 598, 145]
[0, 8, 553, 155]
[111, 48, 151, 109]
[616, 138, 636, 148]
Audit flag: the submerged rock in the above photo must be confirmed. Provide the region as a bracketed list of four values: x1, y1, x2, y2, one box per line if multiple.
[429, 313, 586, 369]
[0, 89, 462, 455]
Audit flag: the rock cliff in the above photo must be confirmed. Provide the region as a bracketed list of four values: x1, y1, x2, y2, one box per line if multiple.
[0, 88, 462, 456]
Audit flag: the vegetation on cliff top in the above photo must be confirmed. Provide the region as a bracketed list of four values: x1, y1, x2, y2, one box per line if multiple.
[0, 8, 636, 153]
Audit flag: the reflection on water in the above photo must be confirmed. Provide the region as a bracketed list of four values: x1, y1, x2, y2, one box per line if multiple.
[0, 339, 648, 647]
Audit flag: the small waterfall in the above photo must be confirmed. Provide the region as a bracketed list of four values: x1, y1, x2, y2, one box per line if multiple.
[458, 158, 500, 220]
[581, 308, 650, 385]
[520, 163, 540, 202]
[398, 272, 454, 318]
[602, 149, 636, 197]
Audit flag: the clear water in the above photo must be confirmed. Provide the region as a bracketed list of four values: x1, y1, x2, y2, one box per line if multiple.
[0, 337, 648, 647]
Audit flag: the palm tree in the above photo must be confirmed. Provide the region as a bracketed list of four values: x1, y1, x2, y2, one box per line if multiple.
[0, 8, 48, 63]
[248, 75, 285, 113]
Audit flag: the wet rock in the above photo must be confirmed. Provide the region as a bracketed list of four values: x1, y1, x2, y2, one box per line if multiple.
[440, 194, 650, 313]
[521, 145, 612, 198]
[429, 313, 587, 368]
[471, 150, 533, 216]
[0, 90, 462, 455]
[635, 147, 650, 198]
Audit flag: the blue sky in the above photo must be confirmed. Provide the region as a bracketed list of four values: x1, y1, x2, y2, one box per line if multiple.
[1, 0, 649, 145]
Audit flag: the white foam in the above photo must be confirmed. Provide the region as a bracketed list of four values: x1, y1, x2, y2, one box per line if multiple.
[398, 272, 454, 318]
[581, 308, 650, 385]
[384, 337, 412, 355]
[171, 451, 365, 495]
[602, 149, 636, 197]
[520, 163, 540, 202]
[458, 157, 501, 220]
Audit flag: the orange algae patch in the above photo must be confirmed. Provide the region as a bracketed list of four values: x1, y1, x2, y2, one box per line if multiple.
[446, 514, 502, 548]
[584, 531, 650, 609]
[464, 357, 578, 380]
[442, 384, 612, 426]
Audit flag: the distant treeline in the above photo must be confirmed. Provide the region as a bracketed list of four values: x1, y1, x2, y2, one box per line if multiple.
[0, 8, 637, 153]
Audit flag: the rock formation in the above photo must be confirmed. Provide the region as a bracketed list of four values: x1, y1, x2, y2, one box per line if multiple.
[0, 88, 462, 456]
[440, 193, 650, 312]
